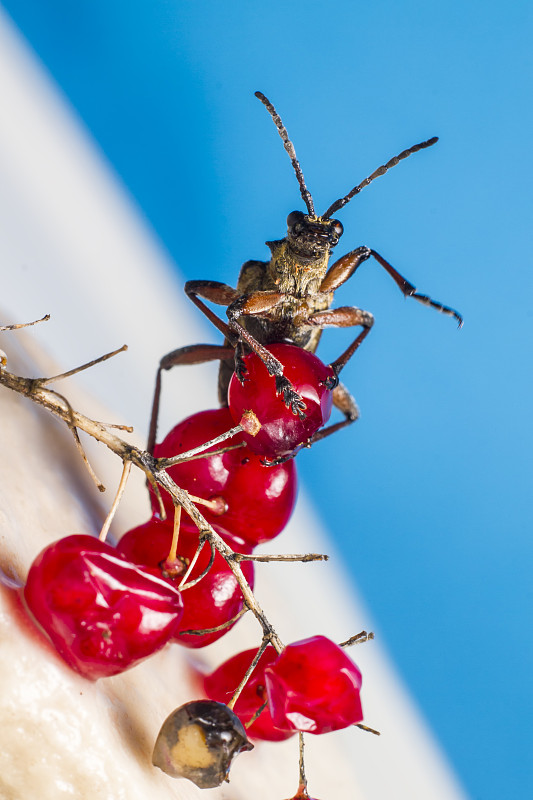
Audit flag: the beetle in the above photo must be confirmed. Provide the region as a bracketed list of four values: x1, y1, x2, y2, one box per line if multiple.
[148, 92, 462, 454]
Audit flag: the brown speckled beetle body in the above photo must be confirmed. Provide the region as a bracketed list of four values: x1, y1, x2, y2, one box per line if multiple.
[149, 93, 462, 454]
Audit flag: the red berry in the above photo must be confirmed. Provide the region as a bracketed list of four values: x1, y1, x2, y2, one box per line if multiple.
[264, 635, 363, 734]
[203, 646, 295, 741]
[227, 343, 334, 458]
[152, 407, 297, 546]
[23, 534, 184, 680]
[117, 517, 254, 648]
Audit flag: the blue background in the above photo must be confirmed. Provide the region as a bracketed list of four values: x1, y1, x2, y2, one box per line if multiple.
[2, 1, 531, 797]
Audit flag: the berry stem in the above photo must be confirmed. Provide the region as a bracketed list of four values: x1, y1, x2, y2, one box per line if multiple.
[187, 493, 227, 514]
[0, 313, 50, 332]
[146, 471, 166, 518]
[339, 630, 375, 647]
[66, 412, 106, 492]
[245, 699, 268, 728]
[233, 552, 329, 563]
[99, 460, 132, 541]
[355, 722, 381, 736]
[161, 441, 246, 464]
[178, 537, 214, 590]
[166, 505, 182, 564]
[0, 357, 284, 652]
[297, 732, 309, 797]
[158, 424, 246, 468]
[177, 605, 249, 637]
[227, 638, 270, 710]
[39, 344, 128, 386]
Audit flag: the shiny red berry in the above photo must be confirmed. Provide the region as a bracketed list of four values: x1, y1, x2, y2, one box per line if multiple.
[203, 645, 295, 741]
[227, 343, 334, 458]
[23, 534, 184, 680]
[117, 517, 254, 648]
[152, 407, 297, 547]
[264, 635, 363, 734]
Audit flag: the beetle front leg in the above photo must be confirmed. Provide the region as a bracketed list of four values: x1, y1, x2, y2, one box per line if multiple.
[368, 249, 463, 326]
[263, 382, 360, 464]
[226, 291, 307, 418]
[321, 247, 462, 326]
[319, 246, 372, 293]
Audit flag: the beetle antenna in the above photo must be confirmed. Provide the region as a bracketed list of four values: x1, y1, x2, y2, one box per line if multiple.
[255, 91, 315, 217]
[322, 136, 439, 219]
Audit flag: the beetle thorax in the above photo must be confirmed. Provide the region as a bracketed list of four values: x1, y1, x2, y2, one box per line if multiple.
[266, 238, 331, 298]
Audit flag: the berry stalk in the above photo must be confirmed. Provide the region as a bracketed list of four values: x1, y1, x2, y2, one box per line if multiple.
[0, 356, 284, 652]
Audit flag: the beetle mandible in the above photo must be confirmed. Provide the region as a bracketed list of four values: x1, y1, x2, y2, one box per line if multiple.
[148, 92, 462, 454]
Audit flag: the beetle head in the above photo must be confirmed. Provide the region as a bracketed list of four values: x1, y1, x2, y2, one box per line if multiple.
[255, 91, 438, 235]
[286, 210, 343, 256]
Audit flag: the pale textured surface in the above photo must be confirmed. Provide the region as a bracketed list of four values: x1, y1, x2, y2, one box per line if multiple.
[0, 9, 466, 799]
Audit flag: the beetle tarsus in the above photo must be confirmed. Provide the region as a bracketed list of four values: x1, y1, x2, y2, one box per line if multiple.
[275, 375, 307, 418]
[321, 371, 339, 391]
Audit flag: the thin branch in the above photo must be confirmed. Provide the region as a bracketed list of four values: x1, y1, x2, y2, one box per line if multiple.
[146, 471, 166, 518]
[99, 461, 132, 541]
[162, 441, 246, 465]
[0, 313, 50, 332]
[99, 421, 134, 432]
[39, 344, 128, 386]
[178, 536, 215, 591]
[187, 493, 228, 515]
[245, 699, 267, 728]
[177, 606, 249, 637]
[339, 630, 375, 648]
[355, 722, 381, 736]
[157, 424, 245, 469]
[0, 360, 284, 652]
[297, 732, 309, 797]
[227, 638, 270, 710]
[232, 552, 329, 564]
[58, 390, 106, 492]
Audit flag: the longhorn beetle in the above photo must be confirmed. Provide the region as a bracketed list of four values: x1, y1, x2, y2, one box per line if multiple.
[148, 92, 462, 454]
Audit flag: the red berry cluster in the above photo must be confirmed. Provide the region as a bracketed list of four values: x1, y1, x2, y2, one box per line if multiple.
[20, 340, 366, 790]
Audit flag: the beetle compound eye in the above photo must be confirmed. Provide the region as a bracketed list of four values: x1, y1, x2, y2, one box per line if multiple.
[287, 210, 305, 230]
[332, 219, 344, 238]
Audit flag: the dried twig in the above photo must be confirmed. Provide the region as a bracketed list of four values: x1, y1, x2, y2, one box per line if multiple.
[0, 358, 284, 652]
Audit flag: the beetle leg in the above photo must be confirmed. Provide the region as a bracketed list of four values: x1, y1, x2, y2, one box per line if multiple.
[262, 382, 360, 463]
[321, 247, 462, 327]
[148, 343, 234, 453]
[368, 249, 463, 327]
[185, 280, 240, 339]
[234, 340, 248, 383]
[227, 291, 307, 417]
[319, 246, 372, 293]
[307, 382, 360, 445]
[307, 306, 374, 379]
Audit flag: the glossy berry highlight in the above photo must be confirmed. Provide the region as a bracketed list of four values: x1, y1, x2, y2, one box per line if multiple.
[228, 343, 335, 458]
[152, 407, 297, 547]
[264, 635, 363, 734]
[23, 534, 184, 680]
[203, 645, 295, 741]
[118, 517, 254, 648]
